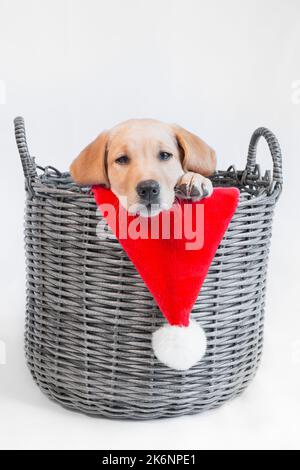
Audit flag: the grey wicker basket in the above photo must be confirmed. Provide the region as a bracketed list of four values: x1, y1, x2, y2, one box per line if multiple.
[15, 116, 282, 419]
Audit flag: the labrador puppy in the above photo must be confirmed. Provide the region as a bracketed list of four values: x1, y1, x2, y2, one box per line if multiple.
[70, 119, 216, 216]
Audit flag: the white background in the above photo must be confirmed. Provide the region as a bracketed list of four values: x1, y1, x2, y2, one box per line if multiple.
[0, 0, 299, 450]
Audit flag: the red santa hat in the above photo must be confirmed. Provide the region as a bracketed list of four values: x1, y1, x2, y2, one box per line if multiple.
[93, 186, 239, 370]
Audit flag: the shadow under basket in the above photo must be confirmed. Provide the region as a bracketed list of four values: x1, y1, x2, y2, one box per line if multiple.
[15, 117, 282, 419]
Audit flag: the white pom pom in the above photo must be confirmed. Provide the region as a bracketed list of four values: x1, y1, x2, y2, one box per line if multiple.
[152, 320, 207, 371]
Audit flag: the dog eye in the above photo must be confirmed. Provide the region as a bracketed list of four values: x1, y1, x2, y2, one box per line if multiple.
[115, 155, 130, 165]
[159, 151, 173, 161]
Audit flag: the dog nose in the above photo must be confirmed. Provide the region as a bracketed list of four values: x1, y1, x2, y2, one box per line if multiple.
[136, 180, 160, 202]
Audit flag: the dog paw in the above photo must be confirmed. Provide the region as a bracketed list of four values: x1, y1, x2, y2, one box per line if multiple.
[175, 172, 213, 201]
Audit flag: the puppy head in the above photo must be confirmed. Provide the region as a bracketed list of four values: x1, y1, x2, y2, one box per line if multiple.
[70, 119, 216, 216]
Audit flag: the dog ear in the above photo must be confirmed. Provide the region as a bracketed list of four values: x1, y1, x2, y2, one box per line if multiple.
[70, 131, 110, 186]
[173, 125, 216, 176]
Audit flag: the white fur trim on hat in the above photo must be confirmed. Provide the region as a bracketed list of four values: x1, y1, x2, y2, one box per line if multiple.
[152, 320, 207, 371]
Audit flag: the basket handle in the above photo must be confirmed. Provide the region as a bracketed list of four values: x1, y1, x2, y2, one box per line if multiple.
[245, 127, 283, 189]
[14, 116, 37, 195]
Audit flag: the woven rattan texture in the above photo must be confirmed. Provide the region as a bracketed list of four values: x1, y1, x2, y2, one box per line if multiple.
[15, 117, 282, 419]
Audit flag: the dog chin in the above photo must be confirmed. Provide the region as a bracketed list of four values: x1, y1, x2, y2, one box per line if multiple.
[128, 202, 171, 218]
